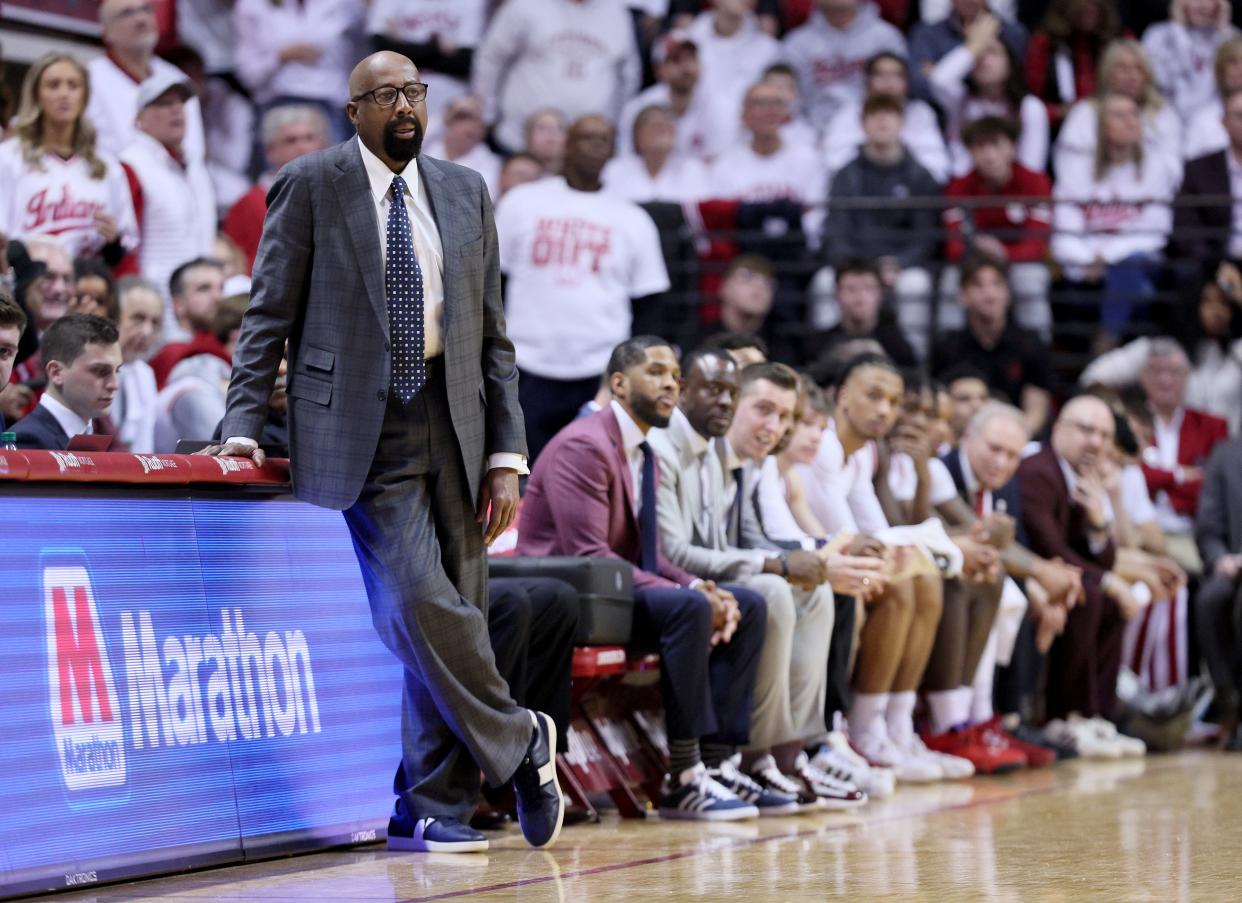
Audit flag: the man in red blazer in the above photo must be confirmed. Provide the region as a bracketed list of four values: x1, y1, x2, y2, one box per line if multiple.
[1018, 396, 1145, 734]
[1138, 340, 1229, 574]
[519, 336, 772, 821]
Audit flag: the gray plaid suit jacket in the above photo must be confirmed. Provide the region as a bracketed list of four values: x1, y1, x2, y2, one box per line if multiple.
[220, 139, 526, 510]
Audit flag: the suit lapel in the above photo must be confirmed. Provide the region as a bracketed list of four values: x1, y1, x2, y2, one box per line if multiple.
[332, 143, 390, 340]
[419, 156, 456, 342]
[603, 410, 638, 525]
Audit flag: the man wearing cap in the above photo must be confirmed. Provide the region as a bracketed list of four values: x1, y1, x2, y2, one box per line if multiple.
[86, 0, 207, 161]
[421, 96, 502, 200]
[119, 70, 217, 341]
[616, 30, 736, 163]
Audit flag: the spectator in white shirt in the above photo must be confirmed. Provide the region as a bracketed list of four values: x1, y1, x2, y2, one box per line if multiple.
[757, 63, 820, 151]
[119, 72, 217, 339]
[0, 53, 138, 264]
[523, 109, 568, 176]
[1142, 0, 1239, 124]
[618, 30, 736, 161]
[422, 95, 501, 199]
[86, 0, 207, 162]
[821, 51, 950, 181]
[782, 0, 908, 131]
[685, 0, 782, 123]
[472, 0, 641, 153]
[708, 80, 829, 218]
[929, 32, 1049, 177]
[1052, 92, 1178, 352]
[602, 105, 712, 204]
[1054, 39, 1182, 185]
[1182, 35, 1242, 160]
[112, 275, 162, 452]
[495, 115, 670, 459]
[234, 0, 362, 144]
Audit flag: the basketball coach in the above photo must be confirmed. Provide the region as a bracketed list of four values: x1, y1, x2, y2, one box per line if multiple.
[202, 52, 563, 854]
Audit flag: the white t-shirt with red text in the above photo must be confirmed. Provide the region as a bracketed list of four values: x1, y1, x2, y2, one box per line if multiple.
[0, 138, 138, 258]
[496, 177, 670, 380]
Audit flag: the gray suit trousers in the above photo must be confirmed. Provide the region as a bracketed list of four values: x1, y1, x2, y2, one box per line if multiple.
[343, 360, 531, 821]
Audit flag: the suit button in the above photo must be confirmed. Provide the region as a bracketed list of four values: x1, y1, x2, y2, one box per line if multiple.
[377, 389, 387, 402]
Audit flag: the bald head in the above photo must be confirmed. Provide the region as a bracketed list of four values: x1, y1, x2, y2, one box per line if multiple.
[346, 52, 427, 172]
[101, 0, 158, 54]
[563, 115, 614, 187]
[1053, 395, 1115, 472]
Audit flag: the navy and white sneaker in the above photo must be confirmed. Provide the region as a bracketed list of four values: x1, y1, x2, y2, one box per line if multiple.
[708, 755, 801, 817]
[511, 710, 565, 848]
[658, 763, 759, 821]
[387, 813, 489, 853]
[794, 751, 868, 809]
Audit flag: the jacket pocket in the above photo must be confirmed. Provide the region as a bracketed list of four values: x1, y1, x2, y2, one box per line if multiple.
[302, 344, 335, 373]
[458, 234, 484, 257]
[288, 373, 333, 406]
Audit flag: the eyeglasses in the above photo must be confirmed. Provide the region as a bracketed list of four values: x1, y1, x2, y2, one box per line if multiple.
[351, 83, 428, 107]
[1064, 419, 1113, 440]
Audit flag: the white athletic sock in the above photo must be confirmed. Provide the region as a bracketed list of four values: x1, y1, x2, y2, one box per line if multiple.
[971, 636, 999, 724]
[848, 692, 890, 741]
[885, 690, 917, 746]
[926, 690, 961, 736]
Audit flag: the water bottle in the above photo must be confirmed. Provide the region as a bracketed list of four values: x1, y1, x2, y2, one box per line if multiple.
[1, 432, 16, 451]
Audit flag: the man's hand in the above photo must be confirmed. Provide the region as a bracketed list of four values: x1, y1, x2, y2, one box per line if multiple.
[1032, 557, 1084, 609]
[823, 553, 887, 600]
[477, 467, 519, 545]
[1104, 573, 1145, 620]
[889, 423, 932, 471]
[846, 534, 886, 558]
[784, 549, 826, 589]
[1027, 578, 1067, 653]
[1071, 476, 1110, 531]
[971, 234, 1009, 261]
[0, 383, 33, 423]
[196, 441, 266, 467]
[976, 512, 1015, 549]
[702, 581, 741, 646]
[956, 535, 1001, 583]
[1216, 553, 1242, 580]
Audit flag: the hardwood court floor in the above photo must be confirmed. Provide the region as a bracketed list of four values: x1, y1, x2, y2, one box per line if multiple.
[54, 751, 1242, 902]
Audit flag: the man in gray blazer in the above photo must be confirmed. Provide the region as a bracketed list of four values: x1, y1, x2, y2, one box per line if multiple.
[649, 348, 866, 809]
[203, 52, 562, 853]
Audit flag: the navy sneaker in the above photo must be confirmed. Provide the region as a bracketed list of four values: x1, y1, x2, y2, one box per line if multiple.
[708, 755, 801, 817]
[658, 763, 759, 821]
[511, 710, 565, 848]
[387, 813, 489, 853]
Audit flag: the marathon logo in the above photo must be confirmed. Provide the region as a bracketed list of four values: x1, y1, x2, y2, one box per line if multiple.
[44, 566, 127, 791]
[120, 609, 321, 747]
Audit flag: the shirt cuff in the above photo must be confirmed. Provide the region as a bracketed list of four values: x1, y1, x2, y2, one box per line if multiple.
[688, 578, 706, 591]
[488, 452, 529, 475]
[225, 436, 259, 451]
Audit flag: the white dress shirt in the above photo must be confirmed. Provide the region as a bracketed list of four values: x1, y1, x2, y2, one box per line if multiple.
[1149, 407, 1194, 533]
[611, 399, 648, 515]
[231, 139, 525, 472]
[39, 393, 92, 442]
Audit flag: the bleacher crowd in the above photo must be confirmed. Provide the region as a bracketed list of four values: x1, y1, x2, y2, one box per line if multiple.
[4, 0, 1242, 822]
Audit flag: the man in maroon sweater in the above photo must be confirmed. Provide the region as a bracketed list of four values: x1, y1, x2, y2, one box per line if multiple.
[941, 117, 1052, 340]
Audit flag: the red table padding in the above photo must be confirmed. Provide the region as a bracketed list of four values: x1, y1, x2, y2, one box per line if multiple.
[0, 450, 290, 485]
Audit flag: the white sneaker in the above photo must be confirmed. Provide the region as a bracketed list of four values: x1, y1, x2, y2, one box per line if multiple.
[793, 751, 868, 809]
[825, 730, 896, 798]
[889, 733, 955, 782]
[812, 743, 894, 800]
[658, 763, 760, 821]
[1079, 715, 1147, 757]
[850, 725, 902, 771]
[903, 734, 975, 780]
[1045, 718, 1122, 759]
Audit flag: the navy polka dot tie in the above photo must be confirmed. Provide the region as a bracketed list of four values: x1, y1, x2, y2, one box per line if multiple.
[386, 174, 425, 403]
